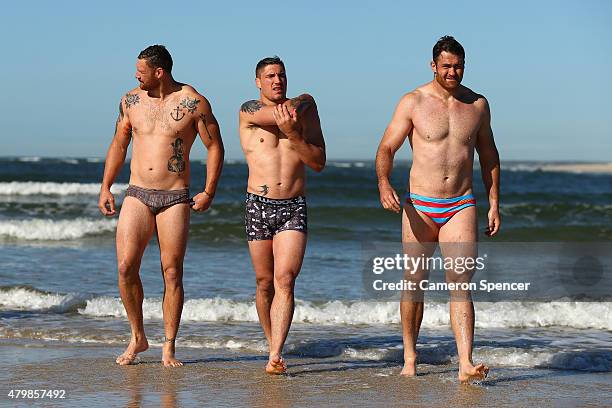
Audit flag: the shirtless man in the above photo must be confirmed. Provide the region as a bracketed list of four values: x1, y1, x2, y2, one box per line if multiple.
[375, 36, 500, 383]
[98, 45, 224, 367]
[239, 56, 325, 374]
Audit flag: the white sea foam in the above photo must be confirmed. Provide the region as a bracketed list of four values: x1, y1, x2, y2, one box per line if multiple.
[0, 287, 86, 312]
[344, 345, 612, 372]
[79, 297, 612, 330]
[0, 218, 117, 240]
[17, 157, 41, 162]
[0, 182, 127, 196]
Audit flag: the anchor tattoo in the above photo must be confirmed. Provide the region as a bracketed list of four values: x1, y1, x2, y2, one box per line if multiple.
[171, 106, 185, 121]
[168, 138, 186, 173]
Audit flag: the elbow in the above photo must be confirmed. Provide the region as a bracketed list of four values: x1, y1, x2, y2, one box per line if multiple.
[311, 156, 326, 173]
[311, 162, 325, 173]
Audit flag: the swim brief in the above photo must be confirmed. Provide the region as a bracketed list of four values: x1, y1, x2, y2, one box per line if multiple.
[406, 192, 476, 226]
[125, 184, 190, 215]
[245, 193, 307, 241]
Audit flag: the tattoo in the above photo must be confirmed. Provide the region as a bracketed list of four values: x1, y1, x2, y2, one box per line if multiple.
[171, 106, 185, 121]
[241, 100, 263, 114]
[167, 138, 186, 173]
[125, 93, 140, 109]
[289, 94, 314, 114]
[118, 100, 124, 120]
[199, 113, 213, 140]
[258, 184, 269, 196]
[179, 97, 200, 113]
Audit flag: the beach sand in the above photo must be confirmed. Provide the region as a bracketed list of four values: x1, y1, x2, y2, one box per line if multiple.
[2, 342, 611, 407]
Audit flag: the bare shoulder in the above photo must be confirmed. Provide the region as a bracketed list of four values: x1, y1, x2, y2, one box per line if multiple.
[396, 88, 423, 112]
[460, 86, 489, 109]
[122, 87, 143, 109]
[179, 84, 212, 113]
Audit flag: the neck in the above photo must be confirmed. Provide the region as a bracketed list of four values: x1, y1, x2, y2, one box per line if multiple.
[149, 77, 179, 100]
[431, 78, 459, 100]
[260, 93, 287, 106]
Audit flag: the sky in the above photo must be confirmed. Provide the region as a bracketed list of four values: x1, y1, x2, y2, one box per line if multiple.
[1, 0, 610, 161]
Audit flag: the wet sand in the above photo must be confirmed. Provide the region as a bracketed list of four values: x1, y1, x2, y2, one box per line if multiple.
[2, 343, 611, 407]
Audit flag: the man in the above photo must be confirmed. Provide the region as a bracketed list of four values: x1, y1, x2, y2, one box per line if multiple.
[238, 56, 325, 374]
[98, 45, 224, 367]
[375, 36, 500, 383]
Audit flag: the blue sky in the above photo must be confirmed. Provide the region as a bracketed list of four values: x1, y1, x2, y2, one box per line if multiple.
[1, 1, 610, 161]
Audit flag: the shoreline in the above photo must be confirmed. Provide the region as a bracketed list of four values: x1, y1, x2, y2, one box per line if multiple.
[2, 342, 611, 407]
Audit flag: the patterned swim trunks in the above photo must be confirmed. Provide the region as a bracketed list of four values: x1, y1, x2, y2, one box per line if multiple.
[125, 184, 190, 215]
[245, 193, 307, 241]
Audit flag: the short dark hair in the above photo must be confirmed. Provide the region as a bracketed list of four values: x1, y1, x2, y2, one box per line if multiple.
[432, 36, 465, 62]
[255, 56, 285, 77]
[138, 45, 173, 72]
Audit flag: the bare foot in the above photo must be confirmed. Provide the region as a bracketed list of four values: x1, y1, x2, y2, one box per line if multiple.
[265, 354, 287, 375]
[459, 362, 489, 384]
[116, 335, 149, 365]
[162, 338, 183, 368]
[400, 356, 417, 377]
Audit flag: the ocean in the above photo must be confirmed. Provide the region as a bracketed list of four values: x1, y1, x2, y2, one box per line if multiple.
[1, 157, 611, 384]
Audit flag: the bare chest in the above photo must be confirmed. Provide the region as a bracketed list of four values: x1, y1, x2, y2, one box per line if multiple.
[412, 99, 482, 144]
[129, 96, 200, 136]
[241, 126, 295, 155]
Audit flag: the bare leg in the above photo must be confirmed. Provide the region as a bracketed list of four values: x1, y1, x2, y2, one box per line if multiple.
[400, 204, 438, 376]
[266, 230, 306, 374]
[247, 240, 275, 345]
[155, 203, 190, 367]
[115, 197, 156, 365]
[439, 206, 489, 383]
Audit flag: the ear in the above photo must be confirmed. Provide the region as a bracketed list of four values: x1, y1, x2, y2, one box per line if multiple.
[430, 60, 437, 75]
[155, 67, 164, 79]
[255, 76, 261, 90]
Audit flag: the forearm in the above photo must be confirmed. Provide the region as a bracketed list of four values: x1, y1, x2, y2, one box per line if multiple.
[287, 132, 325, 172]
[480, 154, 500, 207]
[101, 141, 128, 189]
[375, 145, 395, 187]
[202, 144, 224, 195]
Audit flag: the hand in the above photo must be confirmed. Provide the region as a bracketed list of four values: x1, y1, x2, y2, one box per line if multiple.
[273, 104, 300, 137]
[190, 191, 213, 212]
[378, 182, 401, 213]
[98, 188, 116, 216]
[485, 207, 501, 237]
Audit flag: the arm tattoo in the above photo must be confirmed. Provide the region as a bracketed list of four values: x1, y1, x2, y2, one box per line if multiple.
[179, 97, 200, 113]
[125, 93, 140, 109]
[289, 94, 313, 114]
[167, 138, 186, 173]
[114, 100, 124, 134]
[258, 184, 269, 196]
[241, 100, 263, 114]
[199, 113, 213, 140]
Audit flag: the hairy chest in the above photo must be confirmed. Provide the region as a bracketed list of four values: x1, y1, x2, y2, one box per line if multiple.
[412, 100, 482, 143]
[128, 96, 200, 136]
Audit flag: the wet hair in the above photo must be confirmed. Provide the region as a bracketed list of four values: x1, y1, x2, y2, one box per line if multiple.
[255, 56, 285, 77]
[432, 36, 465, 62]
[138, 45, 173, 72]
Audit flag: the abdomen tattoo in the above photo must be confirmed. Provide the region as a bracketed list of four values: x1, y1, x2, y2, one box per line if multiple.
[168, 138, 186, 173]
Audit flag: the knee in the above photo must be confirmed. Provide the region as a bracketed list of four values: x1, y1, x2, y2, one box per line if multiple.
[256, 276, 274, 294]
[162, 264, 183, 286]
[274, 273, 296, 294]
[117, 260, 137, 282]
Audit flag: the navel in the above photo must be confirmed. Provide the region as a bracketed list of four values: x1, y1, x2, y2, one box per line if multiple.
[260, 138, 264, 143]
